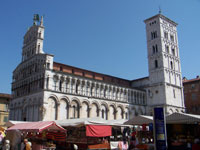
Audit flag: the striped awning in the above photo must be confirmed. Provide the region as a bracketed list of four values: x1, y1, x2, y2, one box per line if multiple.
[7, 121, 66, 132]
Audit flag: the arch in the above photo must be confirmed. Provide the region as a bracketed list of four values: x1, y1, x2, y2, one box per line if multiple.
[100, 102, 109, 110]
[82, 99, 90, 106]
[59, 98, 69, 119]
[109, 105, 116, 120]
[81, 101, 89, 118]
[48, 94, 59, 105]
[90, 103, 99, 118]
[71, 99, 80, 119]
[169, 108, 173, 114]
[100, 102, 109, 120]
[117, 104, 125, 111]
[116, 106, 124, 119]
[71, 97, 82, 107]
[91, 101, 101, 109]
[46, 96, 58, 120]
[109, 103, 117, 110]
[59, 96, 70, 104]
[124, 107, 129, 120]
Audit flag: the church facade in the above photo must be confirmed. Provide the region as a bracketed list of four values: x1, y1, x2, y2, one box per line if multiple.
[10, 14, 185, 121]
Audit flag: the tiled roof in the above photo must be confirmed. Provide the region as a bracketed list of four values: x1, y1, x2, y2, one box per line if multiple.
[183, 78, 200, 84]
[0, 93, 11, 99]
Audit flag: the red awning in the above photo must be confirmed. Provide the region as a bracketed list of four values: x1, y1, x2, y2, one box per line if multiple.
[7, 121, 66, 132]
[86, 125, 112, 137]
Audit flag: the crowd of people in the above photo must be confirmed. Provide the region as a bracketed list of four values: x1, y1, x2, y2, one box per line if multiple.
[0, 138, 32, 150]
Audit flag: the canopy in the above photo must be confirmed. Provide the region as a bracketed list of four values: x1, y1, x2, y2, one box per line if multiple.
[55, 117, 129, 127]
[124, 115, 153, 125]
[166, 112, 200, 124]
[6, 120, 27, 128]
[7, 121, 66, 132]
[86, 125, 112, 137]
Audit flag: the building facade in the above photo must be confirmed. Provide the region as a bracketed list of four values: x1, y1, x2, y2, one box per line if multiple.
[0, 93, 11, 127]
[183, 76, 200, 115]
[10, 13, 185, 121]
[132, 14, 185, 114]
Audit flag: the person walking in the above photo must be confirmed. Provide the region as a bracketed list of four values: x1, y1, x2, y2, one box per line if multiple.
[3, 140, 10, 150]
[23, 139, 31, 150]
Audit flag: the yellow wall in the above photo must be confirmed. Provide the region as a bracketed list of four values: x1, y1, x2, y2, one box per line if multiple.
[0, 94, 10, 127]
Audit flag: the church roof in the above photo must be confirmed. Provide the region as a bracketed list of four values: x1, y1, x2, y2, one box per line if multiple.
[53, 61, 133, 88]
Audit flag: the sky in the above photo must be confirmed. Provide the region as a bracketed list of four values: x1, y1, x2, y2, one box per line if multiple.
[0, 0, 200, 94]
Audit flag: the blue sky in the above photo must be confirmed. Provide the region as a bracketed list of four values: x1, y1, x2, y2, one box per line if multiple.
[0, 0, 200, 94]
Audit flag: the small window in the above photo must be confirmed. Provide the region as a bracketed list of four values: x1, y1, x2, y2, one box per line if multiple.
[37, 44, 40, 52]
[192, 93, 197, 100]
[170, 35, 174, 42]
[39, 32, 42, 38]
[152, 46, 155, 54]
[164, 32, 168, 39]
[3, 116, 8, 122]
[47, 63, 50, 69]
[151, 31, 157, 40]
[152, 45, 158, 54]
[155, 90, 159, 94]
[59, 80, 62, 91]
[165, 45, 169, 53]
[170, 61, 173, 69]
[155, 60, 158, 68]
[4, 104, 8, 112]
[191, 84, 195, 89]
[173, 89, 176, 98]
[172, 48, 175, 56]
[155, 44, 158, 53]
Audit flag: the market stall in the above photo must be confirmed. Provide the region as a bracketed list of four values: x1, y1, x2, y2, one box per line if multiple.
[56, 117, 129, 150]
[124, 115, 153, 125]
[124, 115, 154, 150]
[6, 121, 66, 150]
[166, 112, 200, 150]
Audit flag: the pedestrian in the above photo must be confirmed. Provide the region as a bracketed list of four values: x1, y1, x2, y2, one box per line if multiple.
[23, 139, 31, 150]
[128, 136, 136, 150]
[2, 140, 10, 150]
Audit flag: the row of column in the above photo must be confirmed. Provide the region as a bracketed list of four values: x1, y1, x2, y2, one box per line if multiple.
[46, 75, 146, 105]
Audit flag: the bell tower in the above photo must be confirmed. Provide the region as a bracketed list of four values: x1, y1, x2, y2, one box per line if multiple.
[22, 14, 45, 62]
[144, 13, 185, 114]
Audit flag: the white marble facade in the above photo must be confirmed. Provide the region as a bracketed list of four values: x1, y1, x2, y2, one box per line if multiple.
[10, 13, 185, 121]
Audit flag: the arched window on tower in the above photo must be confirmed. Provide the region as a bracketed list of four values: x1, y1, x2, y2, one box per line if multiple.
[38, 32, 41, 38]
[170, 61, 173, 69]
[172, 48, 175, 56]
[37, 44, 40, 53]
[155, 44, 158, 53]
[165, 45, 169, 53]
[46, 76, 49, 89]
[152, 46, 155, 54]
[155, 60, 158, 68]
